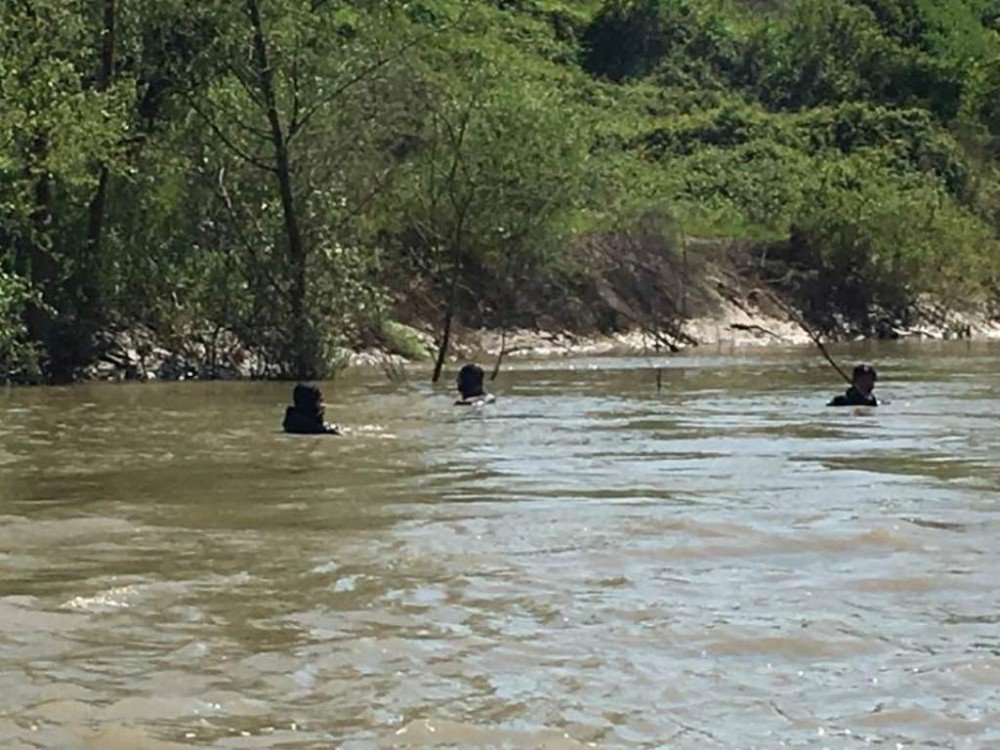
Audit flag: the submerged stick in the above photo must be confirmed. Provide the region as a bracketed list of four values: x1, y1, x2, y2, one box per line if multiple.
[761, 288, 852, 385]
[640, 329, 664, 393]
[490, 328, 507, 381]
[654, 335, 663, 393]
[803, 324, 852, 385]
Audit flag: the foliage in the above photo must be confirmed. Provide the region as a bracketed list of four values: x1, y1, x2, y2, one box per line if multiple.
[0, 0, 998, 379]
[0, 270, 37, 378]
[786, 162, 999, 329]
[392, 52, 590, 314]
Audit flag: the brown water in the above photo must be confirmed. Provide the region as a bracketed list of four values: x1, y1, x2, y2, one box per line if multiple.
[1, 341, 998, 749]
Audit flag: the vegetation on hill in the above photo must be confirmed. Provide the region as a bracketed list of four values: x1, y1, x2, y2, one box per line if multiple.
[2, 0, 998, 380]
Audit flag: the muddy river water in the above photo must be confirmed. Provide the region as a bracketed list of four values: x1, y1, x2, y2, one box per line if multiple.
[1, 341, 997, 749]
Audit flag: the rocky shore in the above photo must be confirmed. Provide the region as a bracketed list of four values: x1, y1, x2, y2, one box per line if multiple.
[75, 296, 1000, 383]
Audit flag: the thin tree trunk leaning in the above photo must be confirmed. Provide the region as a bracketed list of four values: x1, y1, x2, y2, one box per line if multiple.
[489, 327, 507, 381]
[431, 303, 455, 384]
[803, 323, 852, 384]
[490, 248, 516, 382]
[246, 0, 311, 379]
[761, 286, 852, 384]
[432, 252, 461, 383]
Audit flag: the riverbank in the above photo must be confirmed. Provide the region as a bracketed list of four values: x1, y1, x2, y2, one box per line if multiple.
[9, 237, 997, 384]
[443, 302, 1000, 364]
[6, 0, 999, 390]
[68, 294, 1000, 383]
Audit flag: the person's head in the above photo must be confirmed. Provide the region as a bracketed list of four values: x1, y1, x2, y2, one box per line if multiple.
[456, 363, 485, 399]
[293, 382, 324, 414]
[852, 363, 877, 395]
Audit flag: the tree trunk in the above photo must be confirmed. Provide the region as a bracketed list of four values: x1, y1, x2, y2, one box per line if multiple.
[24, 135, 56, 363]
[489, 327, 506, 381]
[246, 0, 311, 378]
[431, 250, 462, 383]
[490, 247, 516, 381]
[431, 304, 454, 384]
[81, 0, 116, 326]
[82, 166, 109, 323]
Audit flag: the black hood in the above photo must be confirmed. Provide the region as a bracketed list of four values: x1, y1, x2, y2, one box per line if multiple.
[292, 383, 323, 415]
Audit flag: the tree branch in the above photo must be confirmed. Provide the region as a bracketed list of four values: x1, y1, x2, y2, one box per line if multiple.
[224, 60, 267, 109]
[213, 166, 285, 295]
[334, 165, 400, 230]
[184, 93, 276, 172]
[289, 35, 301, 136]
[289, 7, 468, 140]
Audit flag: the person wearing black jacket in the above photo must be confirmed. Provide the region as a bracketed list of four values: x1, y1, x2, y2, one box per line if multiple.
[455, 363, 495, 406]
[829, 363, 878, 407]
[282, 383, 342, 434]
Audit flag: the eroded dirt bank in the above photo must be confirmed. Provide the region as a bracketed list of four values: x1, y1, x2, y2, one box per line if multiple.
[48, 239, 1000, 382]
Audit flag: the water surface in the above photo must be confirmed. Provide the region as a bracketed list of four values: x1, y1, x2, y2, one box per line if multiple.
[1, 341, 998, 748]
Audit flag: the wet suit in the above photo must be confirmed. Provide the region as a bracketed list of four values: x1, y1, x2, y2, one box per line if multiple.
[455, 363, 495, 406]
[828, 386, 877, 407]
[283, 383, 342, 434]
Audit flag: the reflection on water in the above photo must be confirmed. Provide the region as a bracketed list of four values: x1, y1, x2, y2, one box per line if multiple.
[1, 340, 998, 748]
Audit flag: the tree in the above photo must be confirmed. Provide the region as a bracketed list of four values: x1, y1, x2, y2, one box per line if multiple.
[394, 54, 590, 381]
[0, 0, 128, 379]
[185, 0, 427, 377]
[80, 0, 117, 326]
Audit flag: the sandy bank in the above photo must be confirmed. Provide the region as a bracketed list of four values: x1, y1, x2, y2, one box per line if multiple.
[65, 296, 1000, 382]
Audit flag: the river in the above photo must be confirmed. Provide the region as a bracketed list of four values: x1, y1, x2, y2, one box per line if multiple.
[1, 341, 997, 749]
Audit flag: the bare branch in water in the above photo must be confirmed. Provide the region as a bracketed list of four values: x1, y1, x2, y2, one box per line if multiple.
[758, 287, 852, 384]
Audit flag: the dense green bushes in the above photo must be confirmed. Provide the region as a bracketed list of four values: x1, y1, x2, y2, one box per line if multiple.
[580, 0, 999, 330]
[0, 270, 35, 378]
[1, 0, 998, 380]
[580, 0, 972, 116]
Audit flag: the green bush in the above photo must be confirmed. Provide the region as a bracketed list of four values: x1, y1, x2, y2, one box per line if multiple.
[786, 162, 999, 330]
[0, 270, 37, 380]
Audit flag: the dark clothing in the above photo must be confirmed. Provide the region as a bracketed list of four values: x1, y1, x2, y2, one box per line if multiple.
[457, 364, 487, 401]
[829, 386, 877, 407]
[283, 382, 340, 433]
[283, 406, 339, 434]
[293, 383, 321, 412]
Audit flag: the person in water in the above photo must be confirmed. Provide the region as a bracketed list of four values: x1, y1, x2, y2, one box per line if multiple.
[455, 363, 495, 405]
[828, 363, 878, 407]
[282, 382, 342, 434]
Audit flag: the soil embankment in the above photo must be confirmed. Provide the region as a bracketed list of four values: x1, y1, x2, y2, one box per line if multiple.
[74, 239, 1000, 382]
